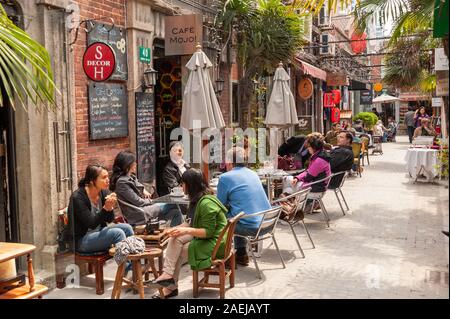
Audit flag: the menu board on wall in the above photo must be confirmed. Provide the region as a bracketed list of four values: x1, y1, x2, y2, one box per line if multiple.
[88, 21, 128, 81]
[88, 83, 128, 140]
[135, 92, 156, 183]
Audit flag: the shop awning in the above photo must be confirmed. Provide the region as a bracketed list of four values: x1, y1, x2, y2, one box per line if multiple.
[293, 58, 327, 81]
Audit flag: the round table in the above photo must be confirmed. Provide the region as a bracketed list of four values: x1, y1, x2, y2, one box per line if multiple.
[404, 148, 439, 182]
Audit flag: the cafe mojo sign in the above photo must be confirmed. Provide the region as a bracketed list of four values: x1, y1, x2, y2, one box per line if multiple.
[165, 14, 203, 56]
[83, 42, 116, 82]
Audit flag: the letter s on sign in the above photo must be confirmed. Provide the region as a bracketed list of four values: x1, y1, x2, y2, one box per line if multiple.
[95, 45, 103, 60]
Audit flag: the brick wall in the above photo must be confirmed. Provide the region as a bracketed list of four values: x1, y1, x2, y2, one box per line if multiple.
[73, 0, 128, 179]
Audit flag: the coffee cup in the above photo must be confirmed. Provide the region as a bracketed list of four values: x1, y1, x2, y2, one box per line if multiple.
[170, 187, 184, 196]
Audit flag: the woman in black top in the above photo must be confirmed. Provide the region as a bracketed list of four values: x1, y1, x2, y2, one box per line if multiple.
[67, 164, 134, 253]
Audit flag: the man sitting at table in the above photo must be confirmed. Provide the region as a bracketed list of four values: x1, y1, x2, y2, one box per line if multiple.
[217, 147, 272, 266]
[328, 131, 354, 189]
[413, 118, 437, 139]
[325, 123, 341, 145]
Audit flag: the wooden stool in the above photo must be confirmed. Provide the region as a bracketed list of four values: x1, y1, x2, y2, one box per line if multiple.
[109, 247, 164, 299]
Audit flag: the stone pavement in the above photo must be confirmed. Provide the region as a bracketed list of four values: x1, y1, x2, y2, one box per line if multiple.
[46, 136, 449, 299]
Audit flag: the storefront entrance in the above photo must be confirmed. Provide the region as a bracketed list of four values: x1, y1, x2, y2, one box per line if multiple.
[153, 39, 182, 195]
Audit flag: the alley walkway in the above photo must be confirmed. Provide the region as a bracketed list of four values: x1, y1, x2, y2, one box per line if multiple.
[46, 136, 449, 299]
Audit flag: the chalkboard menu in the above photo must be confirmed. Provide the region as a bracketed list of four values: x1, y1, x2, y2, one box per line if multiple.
[360, 90, 373, 105]
[88, 21, 128, 81]
[135, 92, 156, 183]
[88, 83, 128, 140]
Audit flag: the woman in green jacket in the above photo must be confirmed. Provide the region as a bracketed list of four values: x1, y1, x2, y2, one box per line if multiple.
[151, 168, 228, 299]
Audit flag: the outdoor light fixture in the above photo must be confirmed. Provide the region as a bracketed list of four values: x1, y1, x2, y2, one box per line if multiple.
[215, 78, 225, 97]
[143, 67, 158, 91]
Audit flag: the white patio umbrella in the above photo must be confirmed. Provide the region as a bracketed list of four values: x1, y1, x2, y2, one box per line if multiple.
[181, 45, 225, 131]
[265, 62, 298, 168]
[372, 93, 400, 104]
[181, 44, 225, 180]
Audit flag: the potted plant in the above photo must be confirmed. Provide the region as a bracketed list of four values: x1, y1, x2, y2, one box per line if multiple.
[353, 112, 379, 132]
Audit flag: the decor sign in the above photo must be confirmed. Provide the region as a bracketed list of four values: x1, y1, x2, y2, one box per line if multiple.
[373, 83, 383, 92]
[298, 78, 313, 100]
[139, 47, 151, 64]
[165, 15, 203, 56]
[83, 42, 116, 82]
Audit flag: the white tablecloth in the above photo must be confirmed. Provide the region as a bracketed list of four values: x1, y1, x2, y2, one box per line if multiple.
[404, 148, 439, 181]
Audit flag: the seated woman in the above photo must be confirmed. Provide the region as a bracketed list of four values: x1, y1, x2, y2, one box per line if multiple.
[161, 141, 191, 196]
[150, 169, 228, 299]
[291, 133, 331, 213]
[110, 151, 182, 227]
[67, 164, 134, 254]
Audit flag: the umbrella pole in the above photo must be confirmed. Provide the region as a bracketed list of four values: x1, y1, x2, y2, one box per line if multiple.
[202, 139, 210, 182]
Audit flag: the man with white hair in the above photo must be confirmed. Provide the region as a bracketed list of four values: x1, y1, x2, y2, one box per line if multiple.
[217, 147, 272, 266]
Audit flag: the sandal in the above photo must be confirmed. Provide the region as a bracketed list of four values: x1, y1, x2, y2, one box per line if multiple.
[151, 288, 178, 299]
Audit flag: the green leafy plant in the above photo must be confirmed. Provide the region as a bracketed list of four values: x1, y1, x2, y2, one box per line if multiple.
[436, 140, 449, 178]
[0, 4, 59, 111]
[353, 112, 378, 129]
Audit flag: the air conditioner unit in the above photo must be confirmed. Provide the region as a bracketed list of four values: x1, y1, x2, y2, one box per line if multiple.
[320, 34, 335, 55]
[296, 11, 313, 43]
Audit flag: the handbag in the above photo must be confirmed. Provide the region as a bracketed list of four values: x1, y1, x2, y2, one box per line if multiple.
[278, 155, 296, 171]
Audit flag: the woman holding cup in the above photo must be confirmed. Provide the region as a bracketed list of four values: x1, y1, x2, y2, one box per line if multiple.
[67, 164, 134, 254]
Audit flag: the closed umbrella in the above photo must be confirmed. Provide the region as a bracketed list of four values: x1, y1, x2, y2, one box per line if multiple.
[265, 62, 298, 168]
[181, 44, 225, 180]
[181, 45, 225, 131]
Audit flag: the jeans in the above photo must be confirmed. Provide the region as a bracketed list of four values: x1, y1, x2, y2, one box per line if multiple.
[407, 126, 415, 143]
[234, 222, 271, 250]
[77, 223, 134, 254]
[155, 204, 183, 226]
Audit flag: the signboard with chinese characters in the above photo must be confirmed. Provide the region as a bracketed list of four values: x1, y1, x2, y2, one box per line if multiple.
[436, 71, 449, 96]
[323, 92, 334, 107]
[326, 73, 349, 86]
[88, 21, 128, 81]
[297, 78, 313, 100]
[297, 116, 313, 134]
[165, 15, 203, 56]
[435, 48, 449, 71]
[432, 97, 443, 107]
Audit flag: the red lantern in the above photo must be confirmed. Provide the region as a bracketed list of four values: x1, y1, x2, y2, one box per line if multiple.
[331, 107, 341, 123]
[332, 89, 341, 104]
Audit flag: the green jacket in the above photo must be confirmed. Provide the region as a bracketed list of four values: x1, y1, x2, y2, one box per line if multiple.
[188, 195, 228, 270]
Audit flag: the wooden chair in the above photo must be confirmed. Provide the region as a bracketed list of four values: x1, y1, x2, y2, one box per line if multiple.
[360, 136, 370, 166]
[110, 247, 164, 299]
[193, 212, 245, 299]
[271, 187, 313, 258]
[352, 142, 362, 178]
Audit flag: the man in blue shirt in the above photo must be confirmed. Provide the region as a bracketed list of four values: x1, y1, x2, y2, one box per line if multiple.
[217, 147, 272, 266]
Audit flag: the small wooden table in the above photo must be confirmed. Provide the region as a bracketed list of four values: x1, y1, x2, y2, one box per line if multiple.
[0, 242, 48, 299]
[136, 231, 168, 274]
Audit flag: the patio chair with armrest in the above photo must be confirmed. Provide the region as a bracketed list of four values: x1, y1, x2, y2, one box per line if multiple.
[352, 142, 362, 177]
[193, 212, 245, 299]
[361, 136, 370, 166]
[234, 207, 284, 279]
[300, 174, 334, 227]
[327, 171, 349, 216]
[271, 187, 313, 258]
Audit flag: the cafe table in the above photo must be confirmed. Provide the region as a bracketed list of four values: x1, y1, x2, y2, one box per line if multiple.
[257, 168, 305, 201]
[404, 147, 440, 183]
[0, 242, 48, 299]
[152, 194, 190, 222]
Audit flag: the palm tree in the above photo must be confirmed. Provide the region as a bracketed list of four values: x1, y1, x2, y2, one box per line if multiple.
[0, 4, 58, 111]
[353, 0, 446, 91]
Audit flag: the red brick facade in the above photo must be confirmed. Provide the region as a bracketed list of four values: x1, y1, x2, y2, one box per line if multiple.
[73, 0, 128, 178]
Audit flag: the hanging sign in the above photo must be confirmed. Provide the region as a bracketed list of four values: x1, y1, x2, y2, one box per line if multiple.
[139, 47, 151, 64]
[323, 92, 334, 108]
[298, 78, 314, 100]
[165, 15, 203, 56]
[326, 73, 348, 86]
[83, 42, 116, 82]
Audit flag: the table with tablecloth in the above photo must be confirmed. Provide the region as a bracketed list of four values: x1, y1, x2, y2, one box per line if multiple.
[404, 148, 440, 182]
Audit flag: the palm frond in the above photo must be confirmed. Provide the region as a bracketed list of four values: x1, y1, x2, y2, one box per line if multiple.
[0, 4, 59, 111]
